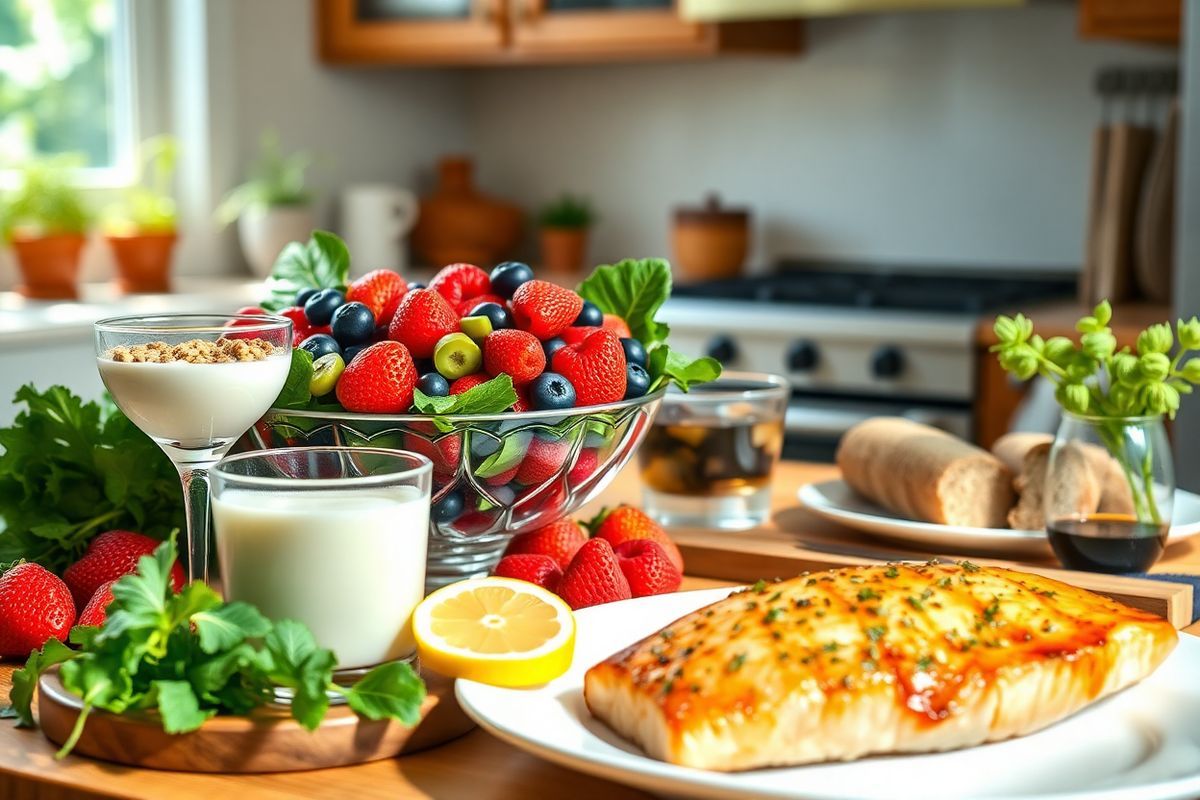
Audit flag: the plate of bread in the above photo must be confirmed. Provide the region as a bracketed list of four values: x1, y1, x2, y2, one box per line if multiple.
[798, 418, 1200, 557]
[457, 564, 1200, 799]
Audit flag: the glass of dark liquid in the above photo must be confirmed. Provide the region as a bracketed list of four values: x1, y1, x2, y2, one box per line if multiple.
[639, 372, 788, 530]
[1044, 413, 1174, 573]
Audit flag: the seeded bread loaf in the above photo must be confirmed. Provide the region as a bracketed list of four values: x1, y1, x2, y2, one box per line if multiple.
[836, 418, 1014, 528]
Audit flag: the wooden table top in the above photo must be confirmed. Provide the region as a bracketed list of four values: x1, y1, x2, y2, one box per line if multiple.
[4, 459, 1200, 799]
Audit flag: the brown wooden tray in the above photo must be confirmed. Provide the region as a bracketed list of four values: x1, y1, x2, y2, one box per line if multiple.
[36, 667, 474, 773]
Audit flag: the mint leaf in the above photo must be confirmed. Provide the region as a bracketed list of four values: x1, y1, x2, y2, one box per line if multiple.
[193, 601, 272, 654]
[577, 258, 671, 346]
[341, 661, 426, 725]
[272, 348, 314, 410]
[153, 680, 214, 733]
[188, 643, 258, 697]
[263, 620, 337, 731]
[474, 432, 532, 479]
[647, 346, 722, 393]
[413, 374, 519, 431]
[262, 230, 349, 312]
[8, 637, 78, 727]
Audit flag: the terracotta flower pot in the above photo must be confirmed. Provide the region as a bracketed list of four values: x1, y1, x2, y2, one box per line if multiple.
[106, 231, 178, 293]
[10, 233, 87, 300]
[412, 157, 523, 268]
[671, 194, 751, 282]
[539, 226, 589, 275]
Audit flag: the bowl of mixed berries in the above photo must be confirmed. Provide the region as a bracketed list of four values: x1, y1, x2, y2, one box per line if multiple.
[247, 232, 719, 586]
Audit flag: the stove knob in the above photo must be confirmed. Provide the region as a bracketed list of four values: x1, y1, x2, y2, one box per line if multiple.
[706, 335, 738, 365]
[871, 346, 905, 379]
[786, 340, 819, 372]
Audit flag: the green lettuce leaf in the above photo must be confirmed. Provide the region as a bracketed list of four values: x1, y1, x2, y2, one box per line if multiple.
[647, 346, 722, 393]
[577, 258, 671, 347]
[261, 230, 349, 312]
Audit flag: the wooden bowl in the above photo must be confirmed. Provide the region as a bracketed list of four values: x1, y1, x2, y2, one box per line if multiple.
[671, 194, 750, 281]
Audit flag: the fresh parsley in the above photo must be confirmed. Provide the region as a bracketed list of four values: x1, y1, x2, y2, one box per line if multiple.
[0, 386, 184, 572]
[8, 536, 426, 758]
[577, 258, 721, 393]
[261, 230, 350, 312]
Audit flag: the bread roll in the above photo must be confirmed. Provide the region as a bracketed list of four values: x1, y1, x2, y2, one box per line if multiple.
[836, 418, 1014, 528]
[990, 433, 1127, 528]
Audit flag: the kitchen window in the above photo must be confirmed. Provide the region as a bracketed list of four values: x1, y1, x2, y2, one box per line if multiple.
[0, 0, 138, 187]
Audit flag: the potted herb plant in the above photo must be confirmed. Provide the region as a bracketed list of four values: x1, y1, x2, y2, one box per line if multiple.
[216, 130, 315, 278]
[993, 301, 1200, 572]
[1, 157, 90, 299]
[102, 136, 180, 293]
[537, 193, 595, 275]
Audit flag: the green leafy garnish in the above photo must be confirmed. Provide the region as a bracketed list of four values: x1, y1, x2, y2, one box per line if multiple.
[0, 386, 184, 572]
[272, 348, 315, 409]
[413, 374, 519, 431]
[473, 432, 532, 479]
[578, 258, 721, 393]
[8, 536, 426, 758]
[262, 230, 349, 312]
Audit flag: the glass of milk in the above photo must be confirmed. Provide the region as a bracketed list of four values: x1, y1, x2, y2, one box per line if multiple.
[211, 447, 432, 671]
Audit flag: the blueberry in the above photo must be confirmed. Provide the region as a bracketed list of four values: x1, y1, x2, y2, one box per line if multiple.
[530, 372, 577, 411]
[343, 344, 367, 364]
[300, 333, 341, 360]
[469, 301, 512, 330]
[433, 490, 464, 524]
[329, 301, 375, 347]
[407, 282, 425, 291]
[418, 372, 450, 397]
[573, 301, 603, 327]
[543, 337, 567, 362]
[489, 261, 534, 299]
[624, 363, 650, 399]
[620, 337, 647, 368]
[304, 288, 345, 326]
[296, 287, 319, 307]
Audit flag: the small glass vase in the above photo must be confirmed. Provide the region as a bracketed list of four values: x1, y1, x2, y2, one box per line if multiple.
[1045, 412, 1174, 573]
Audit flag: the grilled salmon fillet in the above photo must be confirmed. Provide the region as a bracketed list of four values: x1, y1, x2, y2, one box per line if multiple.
[584, 563, 1176, 771]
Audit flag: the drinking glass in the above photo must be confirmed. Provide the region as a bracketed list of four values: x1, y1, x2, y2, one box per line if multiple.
[211, 447, 432, 672]
[94, 313, 293, 584]
[639, 372, 789, 530]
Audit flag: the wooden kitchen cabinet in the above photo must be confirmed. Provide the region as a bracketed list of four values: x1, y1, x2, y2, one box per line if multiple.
[316, 0, 802, 66]
[1078, 0, 1181, 45]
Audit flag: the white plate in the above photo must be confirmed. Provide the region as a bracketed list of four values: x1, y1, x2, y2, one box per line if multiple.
[797, 479, 1200, 558]
[458, 588, 1200, 800]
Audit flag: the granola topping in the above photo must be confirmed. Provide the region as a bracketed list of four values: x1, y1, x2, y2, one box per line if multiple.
[105, 338, 279, 364]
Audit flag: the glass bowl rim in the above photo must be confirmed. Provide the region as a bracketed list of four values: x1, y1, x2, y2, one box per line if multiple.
[266, 388, 667, 424]
[95, 313, 293, 337]
[212, 445, 433, 490]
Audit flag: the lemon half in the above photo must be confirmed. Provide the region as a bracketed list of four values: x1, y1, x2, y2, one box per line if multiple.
[413, 577, 576, 687]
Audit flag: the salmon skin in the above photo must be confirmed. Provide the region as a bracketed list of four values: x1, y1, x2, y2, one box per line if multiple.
[584, 562, 1177, 771]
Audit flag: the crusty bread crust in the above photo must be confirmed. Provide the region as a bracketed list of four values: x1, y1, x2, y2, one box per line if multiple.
[837, 418, 1013, 527]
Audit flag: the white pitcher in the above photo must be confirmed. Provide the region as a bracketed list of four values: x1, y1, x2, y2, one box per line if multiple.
[340, 184, 420, 278]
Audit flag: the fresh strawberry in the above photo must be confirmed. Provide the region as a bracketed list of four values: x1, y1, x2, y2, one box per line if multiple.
[348, 269, 408, 324]
[484, 466, 519, 486]
[511, 386, 532, 413]
[568, 449, 599, 484]
[614, 540, 682, 597]
[601, 314, 633, 338]
[429, 263, 490, 308]
[0, 562, 76, 657]
[510, 280, 584, 340]
[557, 538, 631, 610]
[388, 288, 459, 359]
[516, 437, 570, 486]
[559, 326, 600, 347]
[493, 554, 563, 593]
[588, 505, 684, 573]
[551, 328, 627, 407]
[503, 517, 588, 569]
[403, 431, 462, 479]
[450, 373, 490, 394]
[483, 329, 546, 385]
[64, 530, 185, 611]
[456, 293, 505, 318]
[335, 341, 418, 413]
[76, 580, 117, 628]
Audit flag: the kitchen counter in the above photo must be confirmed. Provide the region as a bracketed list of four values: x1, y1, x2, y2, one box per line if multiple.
[4, 459, 1200, 798]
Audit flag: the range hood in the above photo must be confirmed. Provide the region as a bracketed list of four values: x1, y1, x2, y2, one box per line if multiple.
[680, 0, 1022, 20]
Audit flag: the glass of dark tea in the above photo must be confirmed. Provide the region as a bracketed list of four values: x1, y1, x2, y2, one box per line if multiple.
[639, 372, 788, 530]
[1044, 413, 1174, 573]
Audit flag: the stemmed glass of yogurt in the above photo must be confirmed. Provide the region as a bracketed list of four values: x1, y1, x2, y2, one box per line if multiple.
[94, 313, 293, 584]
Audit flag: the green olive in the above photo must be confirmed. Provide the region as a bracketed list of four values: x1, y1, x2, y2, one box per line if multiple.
[433, 332, 482, 379]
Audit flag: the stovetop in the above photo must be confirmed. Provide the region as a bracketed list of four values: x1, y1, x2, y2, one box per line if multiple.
[673, 262, 1077, 315]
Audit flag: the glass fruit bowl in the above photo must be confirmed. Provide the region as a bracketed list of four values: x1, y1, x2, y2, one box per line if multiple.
[251, 391, 664, 588]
